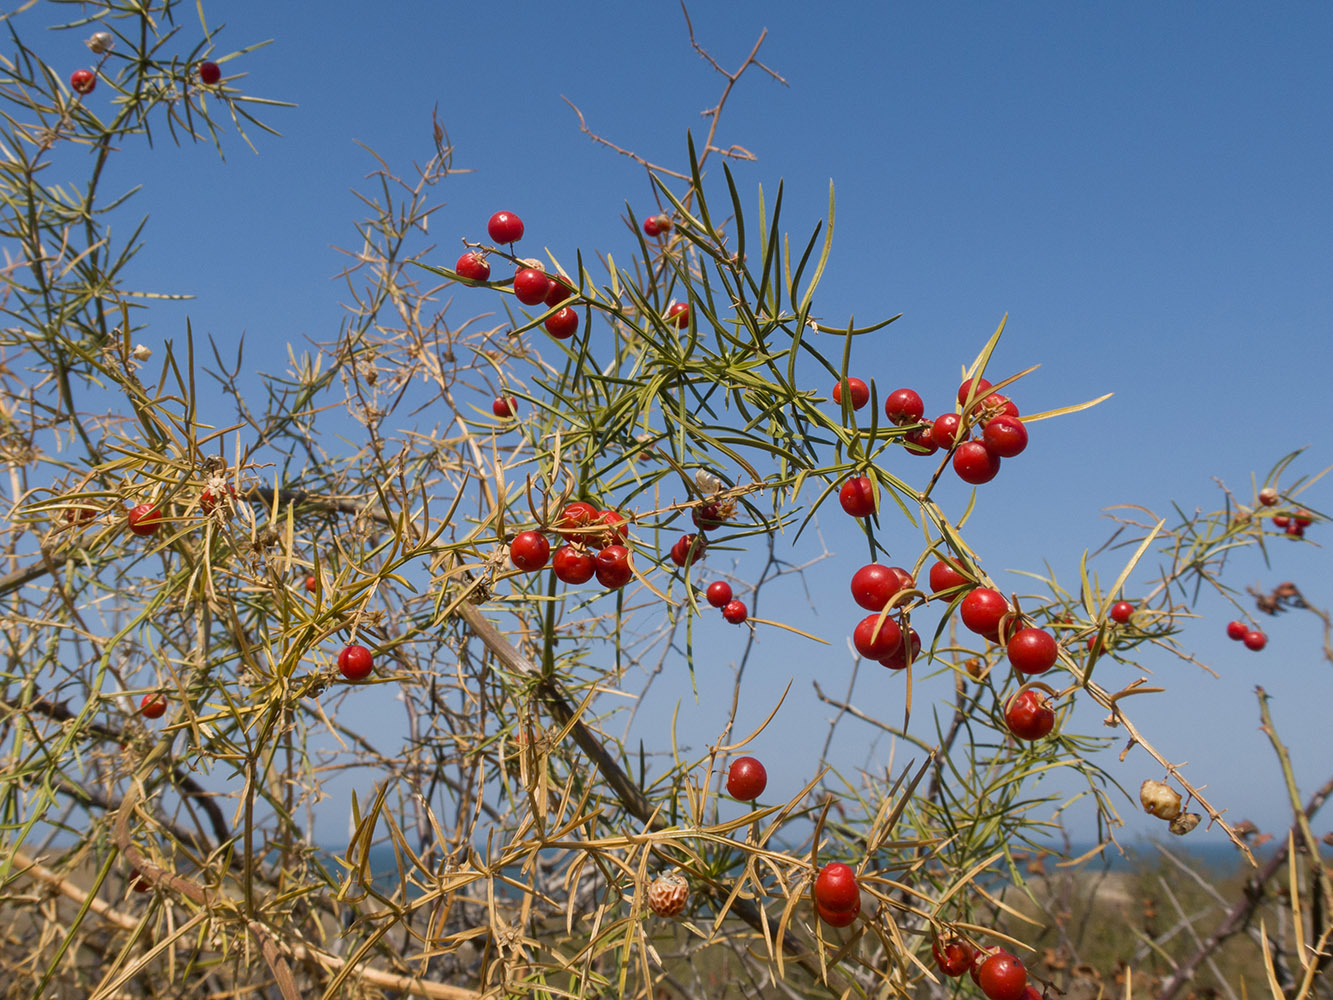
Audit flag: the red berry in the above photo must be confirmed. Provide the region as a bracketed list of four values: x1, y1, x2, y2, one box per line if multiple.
[1292, 509, 1314, 528]
[199, 484, 236, 514]
[338, 644, 374, 681]
[813, 862, 860, 914]
[722, 599, 748, 624]
[931, 412, 962, 449]
[1109, 600, 1134, 624]
[552, 545, 595, 584]
[1272, 514, 1290, 528]
[487, 211, 524, 244]
[595, 544, 633, 589]
[643, 213, 672, 237]
[492, 396, 517, 418]
[1005, 689, 1055, 741]
[545, 307, 579, 339]
[692, 502, 728, 530]
[933, 937, 976, 978]
[544, 275, 575, 308]
[981, 393, 1020, 420]
[512, 267, 551, 305]
[850, 563, 908, 611]
[1007, 627, 1058, 675]
[666, 301, 690, 328]
[1243, 629, 1267, 651]
[883, 387, 924, 426]
[669, 533, 706, 568]
[1287, 522, 1306, 537]
[304, 575, 318, 592]
[903, 422, 939, 455]
[853, 613, 902, 660]
[559, 501, 599, 545]
[977, 951, 1028, 1000]
[139, 693, 167, 719]
[816, 897, 860, 927]
[929, 559, 971, 594]
[1226, 620, 1247, 641]
[832, 377, 870, 411]
[982, 415, 1028, 458]
[953, 440, 1002, 485]
[509, 530, 550, 572]
[705, 580, 733, 608]
[198, 60, 221, 85]
[1258, 488, 1279, 507]
[592, 508, 628, 548]
[878, 627, 921, 670]
[726, 756, 767, 801]
[960, 588, 1009, 637]
[70, 69, 95, 94]
[838, 475, 876, 518]
[127, 503, 163, 536]
[455, 252, 490, 282]
[63, 505, 98, 524]
[957, 377, 993, 406]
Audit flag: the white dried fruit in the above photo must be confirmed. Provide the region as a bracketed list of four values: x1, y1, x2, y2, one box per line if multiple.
[131, 344, 152, 361]
[87, 31, 113, 54]
[694, 469, 723, 494]
[1139, 779, 1182, 821]
[646, 873, 688, 918]
[1169, 812, 1201, 836]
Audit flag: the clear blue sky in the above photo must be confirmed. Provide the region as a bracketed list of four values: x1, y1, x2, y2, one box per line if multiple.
[52, 3, 1332, 847]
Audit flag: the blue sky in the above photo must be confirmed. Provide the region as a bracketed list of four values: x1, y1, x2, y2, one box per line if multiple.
[49, 3, 1333, 847]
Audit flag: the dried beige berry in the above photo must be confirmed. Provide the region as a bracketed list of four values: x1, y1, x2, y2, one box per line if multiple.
[1139, 779, 1182, 821]
[646, 873, 688, 918]
[87, 31, 113, 54]
[1169, 812, 1201, 836]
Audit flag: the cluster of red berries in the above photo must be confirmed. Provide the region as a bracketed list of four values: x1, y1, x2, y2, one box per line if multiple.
[453, 212, 580, 339]
[848, 563, 921, 670]
[642, 213, 674, 237]
[509, 501, 633, 589]
[704, 579, 747, 624]
[1260, 488, 1317, 539]
[1225, 619, 1267, 651]
[933, 938, 1035, 1000]
[813, 861, 861, 927]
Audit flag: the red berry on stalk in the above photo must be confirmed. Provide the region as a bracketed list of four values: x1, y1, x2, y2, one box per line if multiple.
[595, 544, 633, 589]
[592, 509, 628, 548]
[982, 415, 1028, 458]
[492, 396, 517, 418]
[960, 588, 1009, 637]
[957, 377, 993, 406]
[487, 211, 524, 244]
[552, 545, 595, 584]
[512, 268, 551, 305]
[70, 69, 96, 94]
[509, 530, 550, 572]
[666, 301, 690, 328]
[878, 627, 921, 670]
[197, 60, 221, 85]
[545, 307, 579, 339]
[903, 422, 939, 455]
[692, 502, 727, 530]
[933, 937, 976, 978]
[304, 575, 318, 592]
[559, 501, 599, 545]
[127, 503, 163, 536]
[832, 377, 870, 411]
[1226, 620, 1247, 641]
[1243, 629, 1267, 651]
[726, 756, 767, 801]
[669, 533, 706, 568]
[817, 897, 860, 927]
[643, 213, 673, 237]
[977, 951, 1028, 1000]
[705, 580, 733, 608]
[838, 475, 876, 517]
[1292, 509, 1314, 528]
[455, 252, 490, 283]
[883, 387, 925, 426]
[931, 412, 962, 449]
[1287, 522, 1306, 537]
[1109, 601, 1134, 624]
[721, 599, 747, 624]
[813, 862, 860, 914]
[982, 393, 1020, 419]
[853, 613, 902, 659]
[139, 693, 167, 719]
[850, 563, 908, 611]
[953, 440, 1002, 485]
[1005, 689, 1055, 741]
[544, 276, 574, 308]
[929, 559, 971, 594]
[1007, 627, 1058, 675]
[338, 644, 374, 681]
[1272, 514, 1290, 528]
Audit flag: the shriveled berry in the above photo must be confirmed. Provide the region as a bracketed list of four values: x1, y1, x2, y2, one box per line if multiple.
[646, 873, 688, 917]
[1258, 487, 1279, 506]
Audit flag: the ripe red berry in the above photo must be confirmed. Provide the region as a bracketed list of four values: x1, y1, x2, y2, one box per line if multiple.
[70, 69, 96, 94]
[957, 377, 993, 406]
[1258, 487, 1279, 507]
[1005, 689, 1055, 741]
[669, 533, 706, 568]
[544, 276, 575, 308]
[977, 951, 1028, 1000]
[722, 599, 748, 624]
[692, 502, 728, 530]
[666, 301, 690, 328]
[545, 307, 579, 339]
[455, 252, 490, 282]
[643, 213, 673, 237]
[1243, 629, 1268, 651]
[982, 415, 1028, 458]
[509, 530, 550, 572]
[726, 756, 767, 800]
[512, 267, 551, 305]
[850, 564, 908, 611]
[878, 627, 921, 670]
[592, 509, 628, 548]
[813, 862, 860, 914]
[853, 613, 903, 659]
[492, 396, 517, 418]
[883, 387, 924, 426]
[832, 377, 870, 411]
[1292, 509, 1314, 528]
[1226, 620, 1247, 641]
[705, 580, 733, 608]
[304, 575, 318, 592]
[1272, 514, 1290, 528]
[487, 211, 524, 244]
[1109, 600, 1134, 624]
[960, 588, 1009, 637]
[933, 937, 976, 978]
[595, 544, 633, 589]
[559, 501, 599, 545]
[929, 559, 971, 594]
[980, 393, 1020, 419]
[838, 475, 876, 518]
[1007, 627, 1058, 675]
[139, 693, 167, 719]
[953, 440, 1002, 485]
[552, 545, 595, 584]
[338, 644, 374, 681]
[817, 897, 860, 927]
[903, 422, 939, 455]
[1287, 522, 1306, 537]
[127, 503, 163, 536]
[197, 60, 221, 85]
[930, 412, 962, 449]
